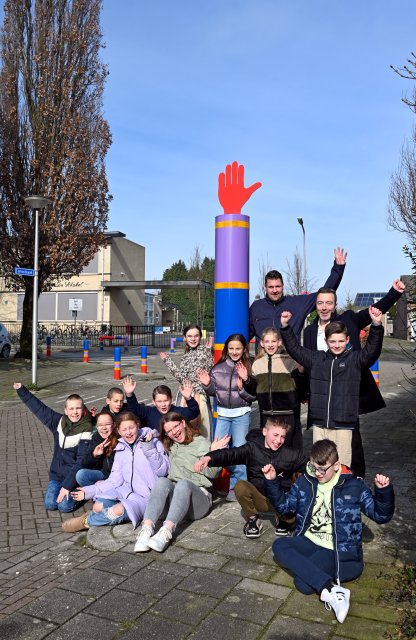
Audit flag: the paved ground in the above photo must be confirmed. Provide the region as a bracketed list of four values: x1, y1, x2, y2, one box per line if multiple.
[0, 339, 415, 639]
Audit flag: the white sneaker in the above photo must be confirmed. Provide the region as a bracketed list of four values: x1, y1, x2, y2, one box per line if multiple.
[320, 585, 350, 623]
[147, 525, 173, 553]
[134, 524, 154, 553]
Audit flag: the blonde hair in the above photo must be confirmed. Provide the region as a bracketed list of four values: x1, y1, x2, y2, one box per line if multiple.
[255, 327, 282, 361]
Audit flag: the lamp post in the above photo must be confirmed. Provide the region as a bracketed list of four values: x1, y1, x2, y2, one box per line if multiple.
[24, 196, 52, 386]
[297, 217, 307, 293]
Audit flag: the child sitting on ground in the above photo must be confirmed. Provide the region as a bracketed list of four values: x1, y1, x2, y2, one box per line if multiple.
[194, 416, 307, 538]
[75, 412, 118, 487]
[262, 439, 394, 624]
[279, 306, 384, 468]
[13, 382, 93, 512]
[122, 377, 200, 430]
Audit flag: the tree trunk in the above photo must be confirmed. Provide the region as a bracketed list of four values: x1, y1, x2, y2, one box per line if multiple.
[17, 281, 34, 358]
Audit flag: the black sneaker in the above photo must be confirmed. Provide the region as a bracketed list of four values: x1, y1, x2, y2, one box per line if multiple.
[243, 517, 263, 538]
[274, 520, 292, 536]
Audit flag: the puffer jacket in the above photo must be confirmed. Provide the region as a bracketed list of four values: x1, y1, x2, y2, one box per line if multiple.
[205, 428, 308, 493]
[83, 428, 169, 527]
[281, 323, 384, 428]
[202, 358, 256, 410]
[264, 467, 394, 582]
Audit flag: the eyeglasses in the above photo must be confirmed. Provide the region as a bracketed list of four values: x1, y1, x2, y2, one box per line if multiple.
[307, 461, 337, 476]
[164, 422, 183, 437]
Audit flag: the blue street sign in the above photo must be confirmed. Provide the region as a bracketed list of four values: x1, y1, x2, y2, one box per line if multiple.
[14, 267, 35, 277]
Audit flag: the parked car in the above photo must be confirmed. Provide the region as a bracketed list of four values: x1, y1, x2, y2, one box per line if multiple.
[0, 323, 12, 358]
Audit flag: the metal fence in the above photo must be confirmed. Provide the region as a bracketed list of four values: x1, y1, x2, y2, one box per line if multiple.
[3, 322, 210, 349]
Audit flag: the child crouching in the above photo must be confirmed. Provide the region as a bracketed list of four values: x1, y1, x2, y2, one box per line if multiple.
[263, 439, 394, 624]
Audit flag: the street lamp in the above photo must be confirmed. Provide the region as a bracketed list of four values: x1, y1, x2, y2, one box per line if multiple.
[24, 195, 52, 386]
[297, 217, 307, 293]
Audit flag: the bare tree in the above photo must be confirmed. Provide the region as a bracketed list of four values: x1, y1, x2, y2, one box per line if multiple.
[257, 253, 273, 297]
[390, 52, 416, 113]
[0, 0, 111, 356]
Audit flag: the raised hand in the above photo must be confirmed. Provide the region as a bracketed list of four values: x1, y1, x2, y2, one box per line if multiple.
[93, 437, 110, 457]
[280, 311, 292, 327]
[236, 361, 248, 382]
[392, 279, 405, 293]
[196, 368, 210, 386]
[262, 464, 277, 480]
[205, 336, 213, 350]
[218, 161, 262, 214]
[181, 380, 193, 400]
[374, 474, 390, 488]
[122, 375, 136, 397]
[13, 382, 22, 390]
[210, 434, 231, 451]
[159, 352, 168, 361]
[90, 406, 97, 417]
[369, 306, 382, 325]
[334, 247, 348, 265]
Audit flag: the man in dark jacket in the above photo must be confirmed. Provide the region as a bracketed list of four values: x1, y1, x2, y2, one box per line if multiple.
[263, 439, 394, 624]
[13, 383, 93, 512]
[194, 416, 308, 538]
[303, 279, 405, 476]
[249, 248, 346, 351]
[280, 307, 384, 469]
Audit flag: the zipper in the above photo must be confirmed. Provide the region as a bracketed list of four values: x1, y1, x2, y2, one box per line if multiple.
[228, 361, 235, 408]
[297, 474, 316, 536]
[326, 358, 335, 428]
[332, 478, 345, 584]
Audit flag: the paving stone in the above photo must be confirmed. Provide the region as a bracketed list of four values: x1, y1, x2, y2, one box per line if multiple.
[87, 526, 128, 552]
[92, 551, 153, 576]
[221, 557, 275, 580]
[269, 567, 296, 588]
[176, 531, 226, 552]
[236, 577, 291, 600]
[189, 612, 262, 640]
[215, 587, 284, 625]
[333, 615, 398, 639]
[121, 566, 185, 598]
[20, 588, 92, 623]
[179, 567, 241, 598]
[215, 535, 272, 560]
[85, 588, 154, 621]
[178, 551, 229, 570]
[118, 612, 191, 640]
[58, 568, 126, 597]
[0, 612, 57, 639]
[111, 523, 136, 540]
[151, 559, 194, 577]
[263, 614, 333, 639]
[150, 589, 218, 625]
[43, 612, 121, 639]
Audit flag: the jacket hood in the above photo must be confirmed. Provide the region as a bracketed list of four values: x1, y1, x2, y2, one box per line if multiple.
[246, 428, 265, 445]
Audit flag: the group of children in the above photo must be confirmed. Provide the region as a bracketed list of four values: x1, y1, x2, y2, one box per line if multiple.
[14, 315, 395, 625]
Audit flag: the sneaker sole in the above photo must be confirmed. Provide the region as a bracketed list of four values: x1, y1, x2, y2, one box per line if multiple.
[275, 529, 292, 536]
[134, 544, 151, 553]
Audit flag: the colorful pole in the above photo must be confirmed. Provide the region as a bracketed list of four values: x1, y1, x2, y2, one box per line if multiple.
[141, 346, 148, 374]
[123, 335, 129, 352]
[170, 337, 175, 353]
[114, 346, 121, 380]
[46, 336, 52, 358]
[100, 337, 104, 352]
[83, 339, 89, 363]
[370, 360, 379, 386]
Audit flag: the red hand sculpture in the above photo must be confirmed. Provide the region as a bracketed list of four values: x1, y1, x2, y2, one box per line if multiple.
[218, 161, 262, 214]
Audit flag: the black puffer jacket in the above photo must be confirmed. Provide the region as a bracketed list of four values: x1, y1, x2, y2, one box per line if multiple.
[205, 428, 307, 494]
[281, 323, 384, 429]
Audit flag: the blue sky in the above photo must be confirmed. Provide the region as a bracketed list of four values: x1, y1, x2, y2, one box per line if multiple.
[5, 1, 416, 303]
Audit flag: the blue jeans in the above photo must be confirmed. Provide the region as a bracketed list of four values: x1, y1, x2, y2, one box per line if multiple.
[76, 469, 105, 486]
[215, 412, 250, 489]
[273, 536, 362, 594]
[87, 498, 129, 527]
[44, 480, 78, 512]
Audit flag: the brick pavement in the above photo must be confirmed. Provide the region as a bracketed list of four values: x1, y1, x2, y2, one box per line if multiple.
[0, 342, 414, 638]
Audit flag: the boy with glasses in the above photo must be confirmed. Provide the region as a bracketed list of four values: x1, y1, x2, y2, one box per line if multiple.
[262, 439, 394, 624]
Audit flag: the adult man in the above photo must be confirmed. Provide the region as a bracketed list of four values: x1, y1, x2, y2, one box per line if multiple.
[249, 248, 347, 351]
[303, 279, 405, 476]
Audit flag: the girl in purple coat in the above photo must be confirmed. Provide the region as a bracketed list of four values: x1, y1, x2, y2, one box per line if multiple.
[62, 412, 169, 532]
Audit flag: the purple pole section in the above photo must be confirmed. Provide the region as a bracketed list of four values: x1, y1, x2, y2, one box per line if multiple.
[214, 213, 250, 364]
